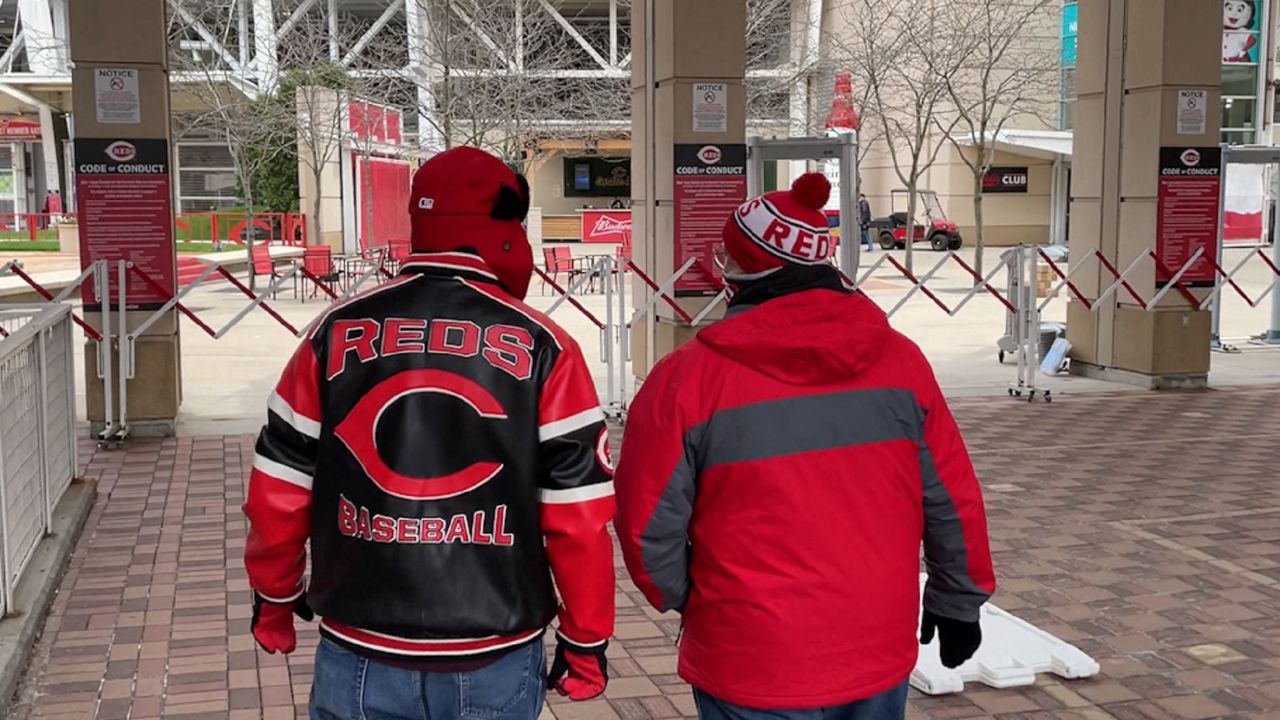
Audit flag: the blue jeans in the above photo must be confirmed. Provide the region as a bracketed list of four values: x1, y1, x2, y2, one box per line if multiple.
[693, 682, 909, 720]
[860, 228, 874, 251]
[310, 638, 547, 720]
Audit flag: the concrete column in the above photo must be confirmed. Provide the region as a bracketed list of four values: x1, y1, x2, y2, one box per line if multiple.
[630, 0, 746, 376]
[1066, 0, 1219, 388]
[70, 0, 181, 435]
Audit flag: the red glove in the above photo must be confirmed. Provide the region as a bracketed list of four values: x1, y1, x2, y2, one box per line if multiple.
[251, 593, 314, 654]
[547, 634, 608, 701]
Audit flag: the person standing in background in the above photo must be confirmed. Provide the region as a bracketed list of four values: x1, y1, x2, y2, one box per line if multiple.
[859, 192, 875, 252]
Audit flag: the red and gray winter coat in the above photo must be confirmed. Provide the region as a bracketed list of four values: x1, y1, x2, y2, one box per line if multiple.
[244, 251, 615, 660]
[616, 289, 995, 709]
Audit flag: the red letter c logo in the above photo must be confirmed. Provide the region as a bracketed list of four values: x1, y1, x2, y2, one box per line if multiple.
[334, 369, 507, 500]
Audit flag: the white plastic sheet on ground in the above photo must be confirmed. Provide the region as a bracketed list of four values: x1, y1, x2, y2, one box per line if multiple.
[913, 575, 1100, 695]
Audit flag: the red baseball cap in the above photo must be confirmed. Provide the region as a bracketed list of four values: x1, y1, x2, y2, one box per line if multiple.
[409, 146, 534, 299]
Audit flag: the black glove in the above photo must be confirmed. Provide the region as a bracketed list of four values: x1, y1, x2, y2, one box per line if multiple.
[920, 610, 981, 669]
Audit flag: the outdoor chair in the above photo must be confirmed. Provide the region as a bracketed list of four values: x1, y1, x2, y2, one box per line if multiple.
[251, 243, 293, 300]
[541, 246, 583, 295]
[299, 245, 338, 302]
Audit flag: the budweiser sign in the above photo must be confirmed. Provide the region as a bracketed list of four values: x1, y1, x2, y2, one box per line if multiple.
[591, 216, 630, 237]
[582, 210, 632, 243]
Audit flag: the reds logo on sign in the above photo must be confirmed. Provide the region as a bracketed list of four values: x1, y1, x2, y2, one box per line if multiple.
[1180, 149, 1202, 167]
[334, 369, 508, 501]
[105, 141, 137, 162]
[698, 146, 722, 164]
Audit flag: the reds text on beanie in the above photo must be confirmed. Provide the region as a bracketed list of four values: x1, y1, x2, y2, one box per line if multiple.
[722, 172, 834, 275]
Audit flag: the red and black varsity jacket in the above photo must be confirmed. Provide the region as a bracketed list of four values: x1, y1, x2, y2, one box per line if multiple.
[244, 251, 615, 660]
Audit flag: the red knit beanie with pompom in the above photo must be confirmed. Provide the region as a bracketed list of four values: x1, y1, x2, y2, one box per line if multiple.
[721, 172, 834, 275]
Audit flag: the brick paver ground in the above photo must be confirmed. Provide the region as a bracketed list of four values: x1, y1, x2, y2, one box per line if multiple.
[8, 386, 1280, 719]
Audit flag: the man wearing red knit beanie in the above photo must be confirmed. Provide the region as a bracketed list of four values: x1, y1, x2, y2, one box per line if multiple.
[615, 174, 996, 719]
[244, 146, 614, 720]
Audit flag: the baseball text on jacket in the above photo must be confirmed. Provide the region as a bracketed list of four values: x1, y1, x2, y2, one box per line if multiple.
[338, 496, 516, 546]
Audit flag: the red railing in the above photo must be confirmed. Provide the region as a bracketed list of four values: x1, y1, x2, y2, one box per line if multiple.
[0, 213, 72, 243]
[173, 212, 308, 247]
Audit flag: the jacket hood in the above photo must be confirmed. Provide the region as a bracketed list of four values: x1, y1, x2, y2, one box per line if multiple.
[696, 289, 890, 385]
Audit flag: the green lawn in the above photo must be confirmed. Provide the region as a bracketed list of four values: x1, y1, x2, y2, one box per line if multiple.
[0, 241, 241, 255]
[0, 240, 58, 252]
[0, 230, 57, 242]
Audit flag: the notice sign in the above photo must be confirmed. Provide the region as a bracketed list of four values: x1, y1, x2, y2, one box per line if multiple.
[673, 143, 747, 296]
[982, 166, 1029, 194]
[1156, 147, 1221, 287]
[1177, 90, 1207, 135]
[95, 68, 141, 124]
[75, 138, 176, 309]
[692, 83, 728, 133]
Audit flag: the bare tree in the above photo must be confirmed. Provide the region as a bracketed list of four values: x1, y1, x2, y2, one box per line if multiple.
[406, 0, 629, 173]
[841, 0, 968, 272]
[929, 0, 1058, 280]
[168, 1, 295, 288]
[275, 14, 359, 251]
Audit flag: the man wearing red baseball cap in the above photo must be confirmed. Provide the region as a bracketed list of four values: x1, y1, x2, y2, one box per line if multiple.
[244, 146, 615, 719]
[615, 174, 995, 719]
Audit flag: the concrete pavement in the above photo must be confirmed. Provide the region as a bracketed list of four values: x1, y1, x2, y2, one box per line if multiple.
[8, 387, 1280, 719]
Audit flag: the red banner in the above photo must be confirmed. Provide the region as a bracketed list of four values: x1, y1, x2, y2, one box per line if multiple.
[673, 144, 747, 296]
[0, 116, 41, 142]
[359, 157, 411, 251]
[74, 138, 176, 309]
[1156, 147, 1221, 287]
[581, 210, 631, 243]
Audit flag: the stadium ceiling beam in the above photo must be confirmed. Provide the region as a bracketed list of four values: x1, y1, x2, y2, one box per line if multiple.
[609, 0, 617, 67]
[171, 70, 261, 99]
[449, 1, 516, 72]
[0, 32, 24, 73]
[536, 0, 611, 72]
[168, 0, 250, 77]
[342, 0, 404, 67]
[348, 67, 627, 80]
[276, 0, 319, 42]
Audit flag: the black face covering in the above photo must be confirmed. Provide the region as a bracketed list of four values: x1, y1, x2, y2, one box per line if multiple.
[726, 262, 852, 311]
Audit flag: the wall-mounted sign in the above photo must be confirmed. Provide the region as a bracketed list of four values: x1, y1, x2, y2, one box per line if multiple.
[75, 138, 176, 309]
[581, 210, 632, 244]
[1156, 147, 1221, 287]
[1177, 90, 1208, 135]
[562, 157, 631, 197]
[0, 116, 41, 142]
[673, 143, 746, 296]
[982, 167, 1029, 194]
[1223, 0, 1261, 64]
[693, 82, 728, 133]
[1061, 2, 1078, 68]
[94, 68, 140, 124]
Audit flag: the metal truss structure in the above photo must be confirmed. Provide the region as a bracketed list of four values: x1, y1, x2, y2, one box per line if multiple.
[0, 0, 820, 147]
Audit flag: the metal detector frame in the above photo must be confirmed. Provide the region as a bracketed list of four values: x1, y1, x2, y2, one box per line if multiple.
[1212, 144, 1280, 348]
[746, 135, 860, 275]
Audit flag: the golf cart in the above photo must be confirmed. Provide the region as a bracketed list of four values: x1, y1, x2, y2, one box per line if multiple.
[871, 189, 963, 251]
